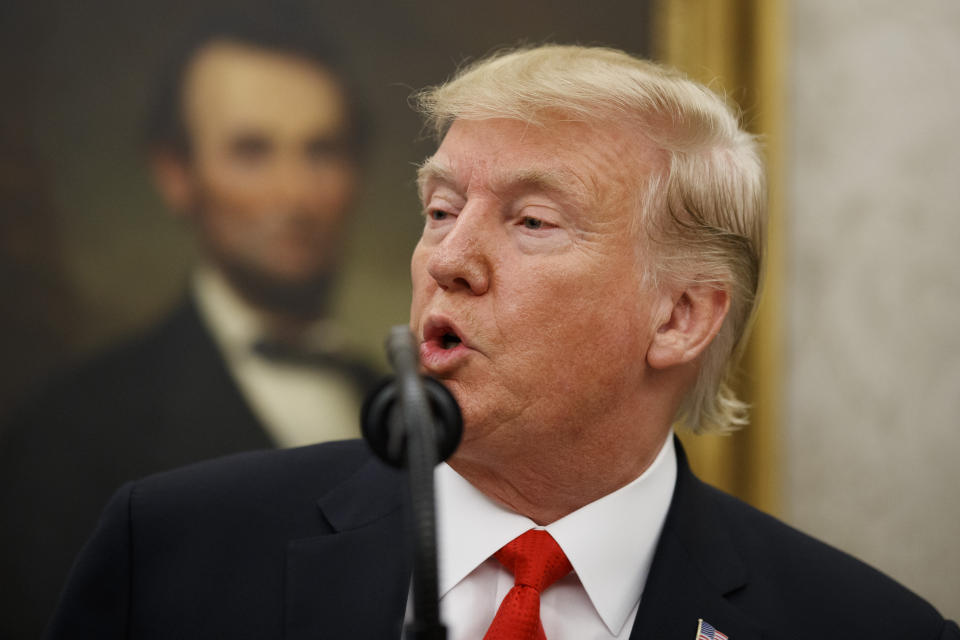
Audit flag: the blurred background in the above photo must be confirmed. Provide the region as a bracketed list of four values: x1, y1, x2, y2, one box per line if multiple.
[0, 0, 956, 620]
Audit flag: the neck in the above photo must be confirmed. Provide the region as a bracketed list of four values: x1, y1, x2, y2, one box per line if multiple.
[449, 421, 673, 525]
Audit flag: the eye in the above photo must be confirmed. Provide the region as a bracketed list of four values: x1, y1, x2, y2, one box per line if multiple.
[521, 216, 544, 230]
[427, 209, 451, 222]
[305, 136, 350, 162]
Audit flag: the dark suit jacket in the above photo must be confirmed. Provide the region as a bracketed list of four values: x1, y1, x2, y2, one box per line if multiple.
[46, 439, 958, 639]
[0, 298, 372, 638]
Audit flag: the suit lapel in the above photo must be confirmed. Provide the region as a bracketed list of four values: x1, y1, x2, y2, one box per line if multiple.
[285, 455, 412, 639]
[161, 298, 273, 454]
[629, 439, 765, 640]
[283, 438, 772, 639]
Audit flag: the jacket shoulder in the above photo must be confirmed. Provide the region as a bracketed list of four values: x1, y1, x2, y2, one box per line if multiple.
[702, 482, 949, 635]
[137, 439, 374, 498]
[130, 439, 381, 525]
[46, 440, 405, 638]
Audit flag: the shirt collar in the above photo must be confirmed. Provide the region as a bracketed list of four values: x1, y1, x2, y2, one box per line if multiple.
[436, 432, 676, 636]
[192, 264, 262, 358]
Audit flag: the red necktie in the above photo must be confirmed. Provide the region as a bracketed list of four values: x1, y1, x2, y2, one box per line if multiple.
[483, 530, 573, 640]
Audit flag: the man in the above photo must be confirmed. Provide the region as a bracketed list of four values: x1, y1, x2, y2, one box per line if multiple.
[0, 14, 376, 639]
[46, 45, 957, 639]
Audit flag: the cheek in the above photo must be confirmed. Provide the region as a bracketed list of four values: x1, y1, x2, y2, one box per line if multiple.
[307, 165, 359, 215]
[506, 272, 607, 335]
[512, 271, 650, 369]
[198, 168, 270, 220]
[408, 243, 432, 319]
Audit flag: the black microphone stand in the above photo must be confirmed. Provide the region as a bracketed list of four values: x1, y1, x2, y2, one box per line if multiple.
[362, 326, 463, 640]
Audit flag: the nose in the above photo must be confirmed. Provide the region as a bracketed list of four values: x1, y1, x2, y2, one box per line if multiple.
[425, 207, 492, 296]
[273, 157, 315, 213]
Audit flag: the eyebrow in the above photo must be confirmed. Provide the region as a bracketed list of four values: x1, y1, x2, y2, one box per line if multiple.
[416, 157, 593, 209]
[416, 157, 454, 201]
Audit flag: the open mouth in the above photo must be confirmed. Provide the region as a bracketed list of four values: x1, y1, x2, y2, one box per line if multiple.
[423, 319, 467, 352]
[420, 318, 471, 370]
[440, 332, 462, 350]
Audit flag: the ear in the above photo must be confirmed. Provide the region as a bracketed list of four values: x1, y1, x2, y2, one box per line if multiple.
[647, 284, 730, 370]
[148, 149, 195, 217]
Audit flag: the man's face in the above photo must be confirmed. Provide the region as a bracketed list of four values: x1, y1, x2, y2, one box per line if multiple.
[410, 118, 669, 465]
[176, 42, 358, 310]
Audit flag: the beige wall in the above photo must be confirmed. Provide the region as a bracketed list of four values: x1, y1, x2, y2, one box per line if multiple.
[787, 0, 960, 618]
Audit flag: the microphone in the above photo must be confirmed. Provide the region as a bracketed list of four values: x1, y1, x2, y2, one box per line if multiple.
[361, 327, 462, 468]
[360, 325, 462, 639]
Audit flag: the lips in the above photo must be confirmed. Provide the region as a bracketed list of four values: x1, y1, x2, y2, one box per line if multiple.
[420, 316, 472, 372]
[422, 316, 468, 349]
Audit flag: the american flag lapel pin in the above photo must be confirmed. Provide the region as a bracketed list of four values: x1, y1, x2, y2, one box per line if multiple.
[696, 618, 729, 640]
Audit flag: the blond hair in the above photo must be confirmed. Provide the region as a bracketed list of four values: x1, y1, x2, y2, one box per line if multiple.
[415, 45, 766, 434]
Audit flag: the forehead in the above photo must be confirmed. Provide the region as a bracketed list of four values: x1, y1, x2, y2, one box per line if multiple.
[182, 40, 348, 139]
[419, 118, 662, 209]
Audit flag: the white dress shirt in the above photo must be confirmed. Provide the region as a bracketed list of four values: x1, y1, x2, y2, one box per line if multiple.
[432, 432, 677, 639]
[192, 265, 364, 448]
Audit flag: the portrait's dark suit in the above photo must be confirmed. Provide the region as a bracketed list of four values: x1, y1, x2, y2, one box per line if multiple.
[1, 299, 270, 638]
[46, 438, 958, 639]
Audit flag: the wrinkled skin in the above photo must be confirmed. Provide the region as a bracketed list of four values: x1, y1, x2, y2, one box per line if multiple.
[410, 118, 680, 522]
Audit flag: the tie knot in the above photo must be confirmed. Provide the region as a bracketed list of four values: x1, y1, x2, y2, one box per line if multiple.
[494, 530, 572, 593]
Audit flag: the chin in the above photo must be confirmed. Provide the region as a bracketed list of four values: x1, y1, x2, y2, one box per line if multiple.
[221, 259, 334, 316]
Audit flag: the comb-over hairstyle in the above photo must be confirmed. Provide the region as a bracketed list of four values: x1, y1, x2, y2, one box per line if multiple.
[415, 45, 766, 434]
